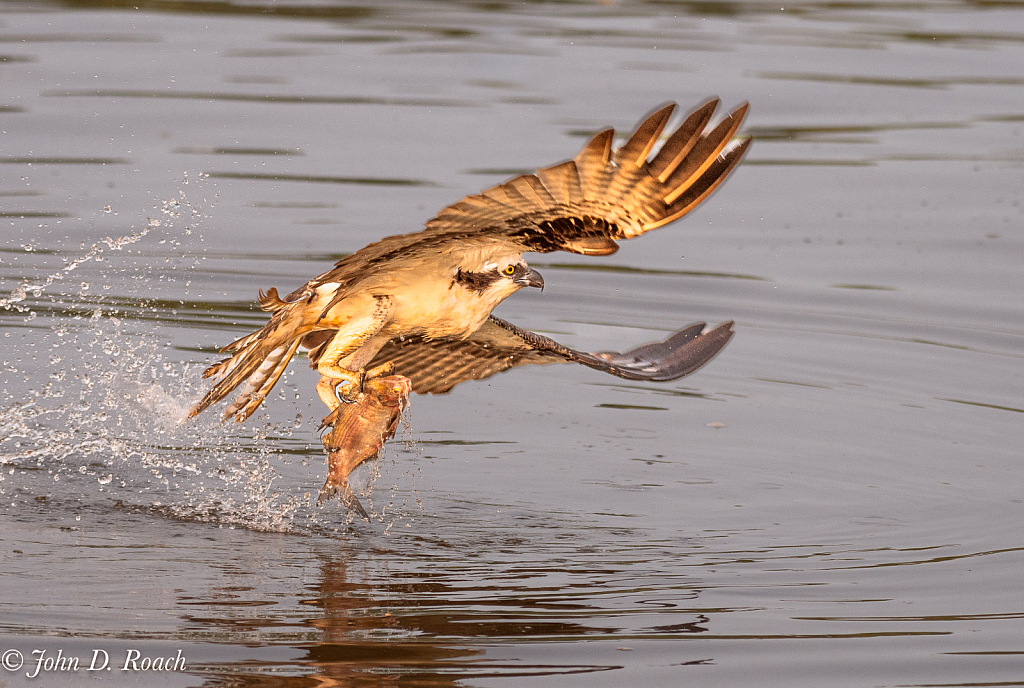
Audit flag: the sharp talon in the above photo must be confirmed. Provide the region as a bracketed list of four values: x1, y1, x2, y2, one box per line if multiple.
[334, 381, 359, 405]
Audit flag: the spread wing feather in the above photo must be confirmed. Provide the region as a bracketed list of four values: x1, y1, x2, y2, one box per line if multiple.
[309, 99, 749, 295]
[425, 99, 749, 246]
[366, 317, 735, 394]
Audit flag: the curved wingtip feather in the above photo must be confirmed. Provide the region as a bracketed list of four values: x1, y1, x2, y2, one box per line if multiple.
[580, 320, 735, 382]
[576, 128, 614, 169]
[617, 102, 676, 168]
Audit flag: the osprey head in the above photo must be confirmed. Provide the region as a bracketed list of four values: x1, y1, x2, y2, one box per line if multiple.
[456, 257, 544, 295]
[501, 259, 545, 291]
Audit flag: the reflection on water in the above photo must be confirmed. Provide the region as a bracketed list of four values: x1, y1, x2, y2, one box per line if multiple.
[2, 0, 1024, 686]
[299, 558, 481, 686]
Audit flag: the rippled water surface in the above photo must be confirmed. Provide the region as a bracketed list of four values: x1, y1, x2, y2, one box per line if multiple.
[1, 1, 1023, 686]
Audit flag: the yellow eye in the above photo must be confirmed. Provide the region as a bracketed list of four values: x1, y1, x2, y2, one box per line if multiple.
[504, 265, 516, 275]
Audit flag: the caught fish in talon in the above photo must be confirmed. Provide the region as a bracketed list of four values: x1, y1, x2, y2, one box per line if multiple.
[318, 375, 412, 517]
[334, 380, 358, 405]
[189, 98, 750, 504]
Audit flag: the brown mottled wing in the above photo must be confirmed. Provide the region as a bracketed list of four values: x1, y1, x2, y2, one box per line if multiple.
[366, 317, 735, 394]
[307, 99, 750, 298]
[421, 99, 751, 255]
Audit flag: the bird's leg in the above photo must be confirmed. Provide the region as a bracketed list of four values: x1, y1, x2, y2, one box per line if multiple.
[316, 376, 337, 412]
[316, 296, 391, 410]
[318, 364, 370, 408]
[315, 362, 397, 418]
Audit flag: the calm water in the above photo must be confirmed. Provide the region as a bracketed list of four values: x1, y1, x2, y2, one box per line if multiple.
[1, 1, 1023, 686]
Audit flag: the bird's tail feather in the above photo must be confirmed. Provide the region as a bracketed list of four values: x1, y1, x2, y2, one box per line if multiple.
[188, 324, 302, 422]
[224, 338, 301, 422]
[189, 338, 263, 419]
[217, 330, 262, 356]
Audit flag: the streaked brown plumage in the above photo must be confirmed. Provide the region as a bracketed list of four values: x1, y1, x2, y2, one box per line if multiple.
[188, 99, 750, 424]
[364, 317, 737, 395]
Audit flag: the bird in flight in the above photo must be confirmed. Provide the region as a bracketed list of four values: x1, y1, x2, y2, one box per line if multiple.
[189, 99, 750, 423]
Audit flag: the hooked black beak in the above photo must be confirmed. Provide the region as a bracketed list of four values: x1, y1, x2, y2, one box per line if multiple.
[516, 267, 545, 291]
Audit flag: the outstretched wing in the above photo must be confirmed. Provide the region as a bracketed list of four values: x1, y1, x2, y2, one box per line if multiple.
[308, 99, 750, 299]
[365, 317, 735, 394]
[424, 98, 750, 254]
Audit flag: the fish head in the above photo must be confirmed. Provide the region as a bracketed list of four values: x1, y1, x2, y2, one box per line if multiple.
[365, 375, 412, 408]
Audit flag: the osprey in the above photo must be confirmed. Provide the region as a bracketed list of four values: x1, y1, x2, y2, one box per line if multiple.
[189, 99, 750, 422]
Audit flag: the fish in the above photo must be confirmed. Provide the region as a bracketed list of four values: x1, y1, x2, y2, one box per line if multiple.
[317, 375, 412, 518]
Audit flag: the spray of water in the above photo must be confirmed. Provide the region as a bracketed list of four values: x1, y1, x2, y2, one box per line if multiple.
[0, 225, 153, 313]
[0, 176, 417, 534]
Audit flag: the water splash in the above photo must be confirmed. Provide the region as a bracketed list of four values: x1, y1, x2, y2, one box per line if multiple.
[0, 224, 154, 312]
[0, 284, 307, 533]
[0, 178, 310, 532]
[0, 176, 420, 534]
